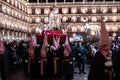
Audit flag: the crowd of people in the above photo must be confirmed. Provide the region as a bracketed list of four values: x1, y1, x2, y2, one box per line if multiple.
[0, 40, 29, 80]
[0, 38, 120, 80]
[71, 40, 120, 80]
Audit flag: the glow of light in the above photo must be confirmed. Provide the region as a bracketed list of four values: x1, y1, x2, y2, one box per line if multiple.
[44, 17, 49, 23]
[72, 27, 77, 32]
[18, 3, 21, 9]
[62, 16, 68, 22]
[101, 7, 108, 13]
[7, 0, 10, 3]
[113, 33, 116, 37]
[27, 8, 32, 14]
[112, 7, 117, 13]
[36, 17, 41, 23]
[62, 8, 68, 14]
[81, 7, 87, 14]
[113, 16, 117, 22]
[35, 8, 41, 14]
[91, 16, 97, 22]
[11, 0, 14, 5]
[22, 5, 24, 11]
[44, 8, 50, 14]
[71, 16, 77, 22]
[73, 33, 76, 37]
[91, 31, 95, 36]
[92, 7, 96, 13]
[71, 7, 77, 14]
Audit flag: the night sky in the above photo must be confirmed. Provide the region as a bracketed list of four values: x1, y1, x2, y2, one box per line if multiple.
[26, 0, 119, 3]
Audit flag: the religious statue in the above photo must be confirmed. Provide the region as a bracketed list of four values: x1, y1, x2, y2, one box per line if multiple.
[48, 6, 62, 30]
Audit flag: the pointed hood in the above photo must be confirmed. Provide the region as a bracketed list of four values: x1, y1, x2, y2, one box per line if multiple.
[0, 34, 5, 55]
[63, 35, 71, 57]
[41, 34, 48, 57]
[99, 16, 111, 50]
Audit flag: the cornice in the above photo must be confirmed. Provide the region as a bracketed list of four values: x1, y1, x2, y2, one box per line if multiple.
[27, 13, 120, 17]
[26, 2, 120, 7]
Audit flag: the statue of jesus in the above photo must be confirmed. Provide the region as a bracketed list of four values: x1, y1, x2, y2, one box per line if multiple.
[48, 6, 61, 30]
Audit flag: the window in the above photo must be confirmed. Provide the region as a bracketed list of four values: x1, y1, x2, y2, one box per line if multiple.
[105, 0, 113, 1]
[39, 0, 46, 2]
[48, 0, 55, 2]
[87, 0, 94, 2]
[66, 0, 73, 2]
[95, 0, 103, 1]
[29, 0, 37, 3]
[57, 0, 64, 2]
[75, 0, 83, 2]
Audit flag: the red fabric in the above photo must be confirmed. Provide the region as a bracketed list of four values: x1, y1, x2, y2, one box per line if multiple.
[99, 16, 111, 49]
[44, 30, 62, 35]
[0, 34, 5, 55]
[28, 34, 36, 59]
[28, 34, 35, 74]
[36, 30, 68, 37]
[36, 30, 68, 44]
[28, 43, 35, 59]
[41, 34, 48, 57]
[63, 36, 71, 57]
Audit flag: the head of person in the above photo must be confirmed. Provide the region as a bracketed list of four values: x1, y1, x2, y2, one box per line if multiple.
[99, 44, 110, 57]
[77, 41, 82, 45]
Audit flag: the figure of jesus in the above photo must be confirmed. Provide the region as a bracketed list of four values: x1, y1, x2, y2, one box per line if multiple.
[48, 6, 61, 30]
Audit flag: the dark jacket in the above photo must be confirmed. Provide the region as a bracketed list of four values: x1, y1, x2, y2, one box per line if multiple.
[114, 49, 120, 80]
[88, 51, 109, 80]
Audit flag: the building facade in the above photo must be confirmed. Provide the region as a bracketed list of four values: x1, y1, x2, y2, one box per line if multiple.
[0, 0, 120, 41]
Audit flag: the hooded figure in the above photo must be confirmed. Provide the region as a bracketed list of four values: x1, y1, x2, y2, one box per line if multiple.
[40, 34, 48, 75]
[41, 34, 48, 58]
[63, 35, 71, 57]
[28, 34, 36, 74]
[0, 34, 5, 55]
[53, 35, 60, 50]
[88, 16, 111, 80]
[99, 16, 111, 51]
